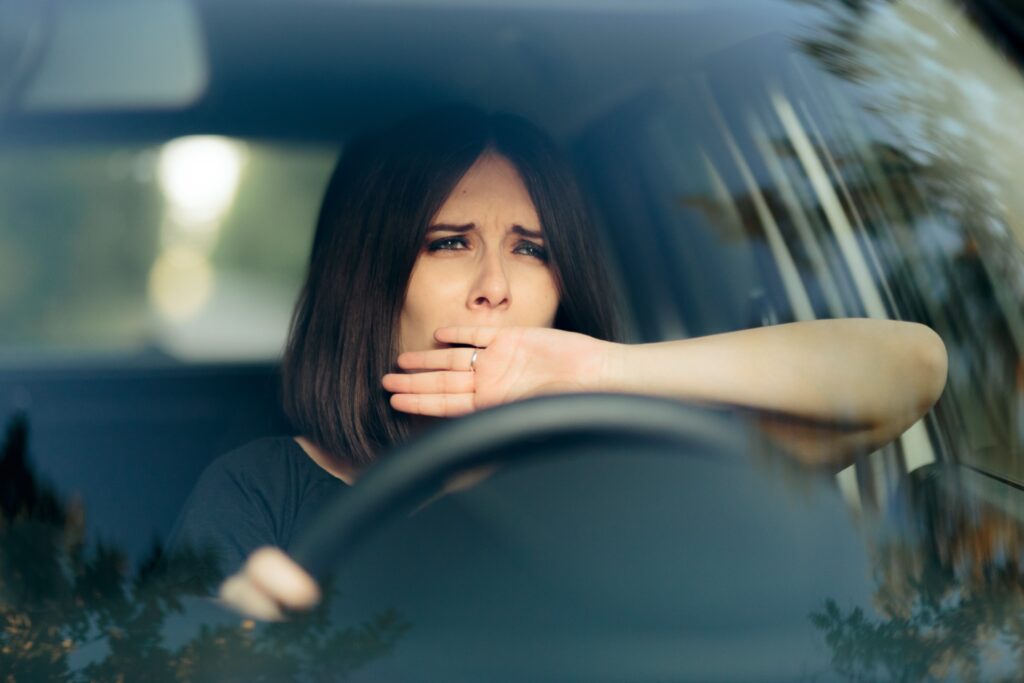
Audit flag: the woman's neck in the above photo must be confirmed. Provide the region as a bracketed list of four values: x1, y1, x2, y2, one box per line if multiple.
[295, 416, 443, 484]
[293, 436, 360, 485]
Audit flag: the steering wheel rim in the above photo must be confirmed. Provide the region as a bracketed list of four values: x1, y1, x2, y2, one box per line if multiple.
[291, 393, 764, 580]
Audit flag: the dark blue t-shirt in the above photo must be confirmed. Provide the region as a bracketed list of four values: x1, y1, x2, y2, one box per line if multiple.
[167, 436, 350, 577]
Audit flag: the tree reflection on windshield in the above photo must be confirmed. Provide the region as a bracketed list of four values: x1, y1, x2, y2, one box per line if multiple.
[791, 0, 1024, 482]
[0, 416, 410, 681]
[811, 468, 1024, 682]
[774, 1, 1024, 677]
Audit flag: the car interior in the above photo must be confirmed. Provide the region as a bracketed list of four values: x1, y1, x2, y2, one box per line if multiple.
[0, 0, 821, 563]
[4, 0, 1024, 679]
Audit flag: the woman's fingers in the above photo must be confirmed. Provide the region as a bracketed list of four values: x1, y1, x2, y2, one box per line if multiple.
[218, 573, 285, 621]
[382, 371, 474, 394]
[398, 347, 476, 371]
[217, 547, 321, 622]
[217, 546, 321, 621]
[434, 326, 499, 348]
[244, 546, 321, 611]
[390, 393, 475, 417]
[384, 370, 477, 415]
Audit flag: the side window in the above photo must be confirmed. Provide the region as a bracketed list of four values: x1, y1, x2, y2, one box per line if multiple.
[578, 0, 1024, 501]
[0, 141, 335, 562]
[781, 0, 1024, 485]
[0, 140, 333, 363]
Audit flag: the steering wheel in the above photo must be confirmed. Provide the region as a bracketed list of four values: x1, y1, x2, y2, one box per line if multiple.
[290, 393, 775, 580]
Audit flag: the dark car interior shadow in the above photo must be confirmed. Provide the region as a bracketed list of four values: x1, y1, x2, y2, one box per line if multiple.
[0, 360, 291, 561]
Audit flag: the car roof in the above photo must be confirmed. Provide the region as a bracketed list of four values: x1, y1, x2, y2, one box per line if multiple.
[1, 0, 804, 144]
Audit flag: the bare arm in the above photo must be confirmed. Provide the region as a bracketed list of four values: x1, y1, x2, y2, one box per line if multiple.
[228, 319, 948, 622]
[600, 318, 948, 466]
[389, 318, 948, 467]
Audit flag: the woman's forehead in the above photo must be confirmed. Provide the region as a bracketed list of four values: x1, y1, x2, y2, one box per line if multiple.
[431, 153, 541, 230]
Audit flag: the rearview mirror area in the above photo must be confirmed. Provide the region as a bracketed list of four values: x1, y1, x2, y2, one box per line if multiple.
[1, 0, 207, 114]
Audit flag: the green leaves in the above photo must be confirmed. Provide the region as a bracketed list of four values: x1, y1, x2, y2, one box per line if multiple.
[0, 415, 411, 681]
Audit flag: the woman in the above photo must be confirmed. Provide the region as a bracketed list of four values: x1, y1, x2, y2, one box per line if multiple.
[170, 105, 948, 620]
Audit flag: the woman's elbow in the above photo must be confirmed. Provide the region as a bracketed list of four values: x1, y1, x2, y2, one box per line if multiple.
[912, 323, 948, 414]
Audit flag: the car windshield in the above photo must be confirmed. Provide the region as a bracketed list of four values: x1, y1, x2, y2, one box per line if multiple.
[2, 0, 1024, 680]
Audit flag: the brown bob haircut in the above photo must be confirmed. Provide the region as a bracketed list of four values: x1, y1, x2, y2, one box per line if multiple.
[282, 105, 622, 467]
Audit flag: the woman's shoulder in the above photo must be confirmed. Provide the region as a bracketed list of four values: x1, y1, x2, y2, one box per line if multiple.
[213, 434, 301, 466]
[207, 436, 335, 484]
[168, 436, 344, 576]
[190, 436, 343, 518]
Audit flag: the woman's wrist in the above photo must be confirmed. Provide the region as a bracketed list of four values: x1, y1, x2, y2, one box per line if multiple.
[595, 340, 630, 393]
[593, 338, 706, 401]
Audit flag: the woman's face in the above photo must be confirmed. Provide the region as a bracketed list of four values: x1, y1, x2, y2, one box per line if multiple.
[399, 152, 560, 354]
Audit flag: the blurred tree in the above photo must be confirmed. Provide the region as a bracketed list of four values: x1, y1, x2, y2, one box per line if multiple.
[0, 147, 161, 351]
[213, 143, 332, 284]
[0, 415, 410, 681]
[787, 0, 1024, 477]
[811, 468, 1024, 682]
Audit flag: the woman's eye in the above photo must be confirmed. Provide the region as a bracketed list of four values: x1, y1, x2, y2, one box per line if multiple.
[515, 241, 548, 261]
[427, 236, 469, 251]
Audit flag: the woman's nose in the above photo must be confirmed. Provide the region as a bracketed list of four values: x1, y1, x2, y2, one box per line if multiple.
[468, 254, 510, 309]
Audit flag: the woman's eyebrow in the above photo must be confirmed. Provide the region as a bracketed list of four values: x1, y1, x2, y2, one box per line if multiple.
[426, 223, 473, 234]
[425, 223, 544, 239]
[510, 225, 543, 239]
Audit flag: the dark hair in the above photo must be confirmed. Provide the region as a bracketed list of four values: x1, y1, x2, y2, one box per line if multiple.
[282, 105, 622, 467]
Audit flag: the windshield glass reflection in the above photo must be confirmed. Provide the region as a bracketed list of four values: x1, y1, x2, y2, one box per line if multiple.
[4, 0, 1024, 679]
[791, 0, 1024, 482]
[0, 415, 410, 681]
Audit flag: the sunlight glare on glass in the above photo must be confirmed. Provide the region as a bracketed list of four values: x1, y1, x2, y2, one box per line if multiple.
[157, 136, 245, 230]
[148, 245, 214, 321]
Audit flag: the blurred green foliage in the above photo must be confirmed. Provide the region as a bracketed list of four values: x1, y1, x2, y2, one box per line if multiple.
[215, 143, 333, 284]
[0, 142, 334, 359]
[0, 147, 160, 350]
[0, 415, 411, 682]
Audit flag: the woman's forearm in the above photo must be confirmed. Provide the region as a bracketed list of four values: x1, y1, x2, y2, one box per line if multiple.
[387, 318, 948, 465]
[601, 318, 948, 433]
